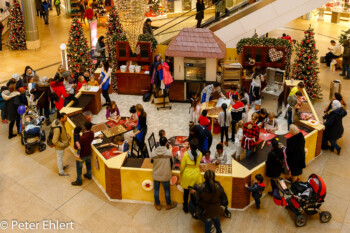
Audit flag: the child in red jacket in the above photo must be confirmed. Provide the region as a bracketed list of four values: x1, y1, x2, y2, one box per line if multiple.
[76, 76, 86, 91]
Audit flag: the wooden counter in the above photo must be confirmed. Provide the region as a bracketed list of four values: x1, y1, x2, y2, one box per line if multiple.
[116, 70, 151, 95]
[67, 86, 101, 115]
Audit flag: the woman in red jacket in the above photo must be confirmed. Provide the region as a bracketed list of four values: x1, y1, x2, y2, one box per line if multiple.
[50, 77, 69, 111]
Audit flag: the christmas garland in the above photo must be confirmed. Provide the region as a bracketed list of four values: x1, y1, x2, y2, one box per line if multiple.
[112, 33, 158, 51]
[236, 37, 293, 76]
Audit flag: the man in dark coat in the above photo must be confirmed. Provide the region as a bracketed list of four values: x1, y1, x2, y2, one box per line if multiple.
[265, 139, 284, 195]
[143, 18, 153, 36]
[322, 100, 347, 155]
[188, 124, 212, 153]
[2, 83, 21, 139]
[286, 124, 305, 183]
[196, 0, 205, 28]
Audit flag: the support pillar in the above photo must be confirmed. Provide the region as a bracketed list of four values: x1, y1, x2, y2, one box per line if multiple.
[22, 0, 40, 49]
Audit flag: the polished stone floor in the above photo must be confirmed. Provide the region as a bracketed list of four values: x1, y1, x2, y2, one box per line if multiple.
[0, 10, 350, 233]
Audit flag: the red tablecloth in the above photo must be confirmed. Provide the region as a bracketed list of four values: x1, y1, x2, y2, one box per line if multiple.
[257, 128, 276, 144]
[101, 147, 122, 160]
[175, 136, 188, 145]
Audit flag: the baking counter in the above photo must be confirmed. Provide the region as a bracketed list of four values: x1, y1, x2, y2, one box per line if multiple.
[116, 70, 151, 95]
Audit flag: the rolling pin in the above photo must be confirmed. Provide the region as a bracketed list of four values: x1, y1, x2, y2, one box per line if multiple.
[261, 140, 266, 149]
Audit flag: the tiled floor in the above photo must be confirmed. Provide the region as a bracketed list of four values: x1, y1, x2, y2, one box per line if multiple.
[0, 9, 350, 233]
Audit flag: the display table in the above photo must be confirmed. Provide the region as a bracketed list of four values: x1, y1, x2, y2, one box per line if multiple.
[201, 98, 232, 134]
[116, 70, 151, 95]
[60, 84, 324, 209]
[67, 86, 101, 115]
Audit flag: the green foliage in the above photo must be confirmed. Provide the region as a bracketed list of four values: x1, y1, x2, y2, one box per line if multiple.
[112, 33, 158, 51]
[66, 18, 93, 73]
[291, 26, 322, 100]
[236, 37, 292, 76]
[339, 29, 350, 46]
[106, 6, 123, 92]
[7, 0, 26, 50]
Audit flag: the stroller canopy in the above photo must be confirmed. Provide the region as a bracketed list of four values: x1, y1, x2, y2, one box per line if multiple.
[308, 174, 326, 202]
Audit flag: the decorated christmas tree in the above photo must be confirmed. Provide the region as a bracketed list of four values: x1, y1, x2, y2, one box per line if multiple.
[7, 0, 26, 50]
[106, 6, 123, 92]
[291, 26, 322, 100]
[67, 18, 93, 73]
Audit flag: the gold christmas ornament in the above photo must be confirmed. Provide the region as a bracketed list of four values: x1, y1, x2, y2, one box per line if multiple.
[115, 0, 147, 53]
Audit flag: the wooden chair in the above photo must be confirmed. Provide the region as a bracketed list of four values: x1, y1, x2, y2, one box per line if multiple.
[148, 132, 157, 152]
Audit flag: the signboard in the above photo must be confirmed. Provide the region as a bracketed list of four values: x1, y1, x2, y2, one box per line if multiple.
[89, 20, 98, 50]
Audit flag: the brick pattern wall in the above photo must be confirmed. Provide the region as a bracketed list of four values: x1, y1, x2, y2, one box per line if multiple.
[105, 165, 122, 199]
[231, 175, 251, 209]
[315, 129, 323, 156]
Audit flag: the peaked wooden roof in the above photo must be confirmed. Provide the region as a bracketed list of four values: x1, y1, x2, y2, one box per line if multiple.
[165, 28, 226, 58]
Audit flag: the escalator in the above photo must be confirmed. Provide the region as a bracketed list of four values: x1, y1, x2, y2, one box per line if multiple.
[154, 0, 331, 46]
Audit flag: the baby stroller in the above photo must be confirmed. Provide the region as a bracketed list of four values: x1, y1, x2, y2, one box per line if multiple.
[21, 108, 46, 154]
[188, 184, 231, 220]
[273, 174, 331, 227]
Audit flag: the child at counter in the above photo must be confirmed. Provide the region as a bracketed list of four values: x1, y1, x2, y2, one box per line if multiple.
[241, 99, 249, 123]
[110, 135, 129, 152]
[245, 174, 265, 210]
[129, 105, 138, 122]
[106, 101, 121, 123]
[76, 76, 86, 91]
[73, 126, 82, 161]
[190, 94, 201, 124]
[264, 113, 279, 133]
[256, 108, 268, 128]
[226, 85, 238, 99]
[87, 75, 99, 86]
[234, 120, 244, 161]
[156, 129, 166, 147]
[214, 143, 227, 165]
[201, 151, 213, 164]
[83, 71, 91, 83]
[199, 110, 209, 127]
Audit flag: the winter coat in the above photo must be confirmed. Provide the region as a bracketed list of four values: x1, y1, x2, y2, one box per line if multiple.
[51, 119, 70, 150]
[342, 40, 350, 65]
[143, 22, 153, 36]
[247, 182, 266, 200]
[31, 80, 50, 109]
[50, 81, 69, 110]
[162, 62, 173, 86]
[2, 91, 21, 121]
[180, 150, 203, 189]
[286, 132, 306, 172]
[265, 148, 284, 178]
[196, 1, 205, 20]
[150, 146, 174, 182]
[35, 0, 42, 10]
[196, 181, 225, 219]
[42, 2, 50, 12]
[7, 79, 25, 91]
[323, 107, 347, 140]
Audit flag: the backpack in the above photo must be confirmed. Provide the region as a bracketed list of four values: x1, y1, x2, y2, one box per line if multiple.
[143, 93, 151, 102]
[54, 0, 60, 5]
[47, 121, 62, 148]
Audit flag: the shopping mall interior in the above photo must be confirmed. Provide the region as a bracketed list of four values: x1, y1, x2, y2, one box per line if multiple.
[0, 0, 350, 232]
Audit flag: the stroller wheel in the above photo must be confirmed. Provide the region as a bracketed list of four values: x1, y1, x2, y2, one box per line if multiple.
[39, 144, 46, 152]
[295, 214, 307, 227]
[320, 211, 332, 223]
[25, 147, 34, 155]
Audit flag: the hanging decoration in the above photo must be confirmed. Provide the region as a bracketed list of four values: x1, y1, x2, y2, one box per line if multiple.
[115, 0, 148, 53]
[236, 37, 293, 76]
[268, 48, 284, 62]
